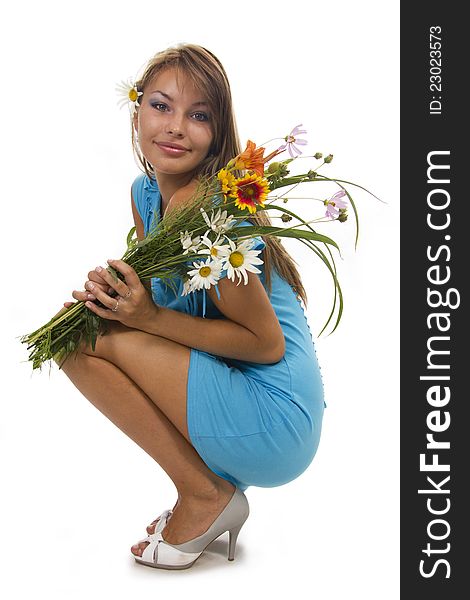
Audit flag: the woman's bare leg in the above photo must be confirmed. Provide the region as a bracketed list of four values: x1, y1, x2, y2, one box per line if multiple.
[60, 323, 236, 555]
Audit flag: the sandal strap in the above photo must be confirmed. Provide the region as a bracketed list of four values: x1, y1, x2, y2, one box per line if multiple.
[133, 509, 173, 548]
[141, 532, 202, 567]
[141, 533, 162, 563]
[154, 509, 172, 533]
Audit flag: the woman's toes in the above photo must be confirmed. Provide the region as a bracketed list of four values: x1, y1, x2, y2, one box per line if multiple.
[138, 542, 149, 556]
[131, 542, 149, 557]
[146, 521, 157, 534]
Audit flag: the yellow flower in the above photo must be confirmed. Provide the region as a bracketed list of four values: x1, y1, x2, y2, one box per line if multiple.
[217, 168, 238, 202]
[233, 173, 270, 214]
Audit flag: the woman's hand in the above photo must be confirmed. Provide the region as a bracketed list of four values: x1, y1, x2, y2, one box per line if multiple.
[82, 259, 158, 330]
[63, 269, 116, 309]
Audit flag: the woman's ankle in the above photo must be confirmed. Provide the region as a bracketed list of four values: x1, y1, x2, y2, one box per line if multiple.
[177, 478, 235, 505]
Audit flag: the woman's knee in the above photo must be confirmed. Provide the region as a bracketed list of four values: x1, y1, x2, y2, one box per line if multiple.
[73, 321, 129, 361]
[54, 322, 121, 372]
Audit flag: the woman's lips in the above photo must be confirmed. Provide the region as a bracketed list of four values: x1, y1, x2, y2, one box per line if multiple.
[155, 142, 189, 156]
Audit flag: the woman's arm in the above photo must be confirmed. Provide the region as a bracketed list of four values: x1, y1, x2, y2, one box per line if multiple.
[142, 273, 286, 364]
[86, 256, 285, 364]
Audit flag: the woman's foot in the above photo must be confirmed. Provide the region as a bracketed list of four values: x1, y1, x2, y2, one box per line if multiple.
[131, 481, 236, 557]
[144, 498, 179, 536]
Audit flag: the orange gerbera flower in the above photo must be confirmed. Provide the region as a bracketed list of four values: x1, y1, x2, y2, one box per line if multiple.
[233, 174, 270, 214]
[228, 140, 283, 177]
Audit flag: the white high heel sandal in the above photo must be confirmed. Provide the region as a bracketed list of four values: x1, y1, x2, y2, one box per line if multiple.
[132, 487, 250, 570]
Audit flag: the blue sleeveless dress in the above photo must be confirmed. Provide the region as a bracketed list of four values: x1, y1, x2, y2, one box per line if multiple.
[132, 173, 325, 491]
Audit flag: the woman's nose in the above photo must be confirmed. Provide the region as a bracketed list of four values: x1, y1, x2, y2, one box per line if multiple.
[166, 113, 185, 136]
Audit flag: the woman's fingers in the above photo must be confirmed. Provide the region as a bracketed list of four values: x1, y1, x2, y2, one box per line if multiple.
[64, 261, 141, 323]
[84, 298, 119, 320]
[87, 261, 139, 298]
[87, 270, 115, 295]
[66, 265, 119, 308]
[84, 282, 120, 316]
[88, 269, 107, 282]
[83, 260, 156, 327]
[106, 259, 141, 290]
[72, 289, 96, 302]
[84, 276, 121, 311]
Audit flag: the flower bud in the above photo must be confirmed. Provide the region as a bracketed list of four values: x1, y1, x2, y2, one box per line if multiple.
[282, 198, 289, 203]
[307, 170, 317, 180]
[281, 213, 292, 222]
[338, 208, 348, 222]
[314, 152, 323, 160]
[324, 154, 334, 163]
[267, 161, 290, 177]
[267, 161, 281, 173]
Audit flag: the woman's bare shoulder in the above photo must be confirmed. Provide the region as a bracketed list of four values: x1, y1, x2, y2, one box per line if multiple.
[164, 179, 200, 216]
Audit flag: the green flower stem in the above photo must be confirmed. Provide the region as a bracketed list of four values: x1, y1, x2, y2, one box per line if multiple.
[25, 302, 84, 344]
[316, 176, 384, 202]
[268, 175, 311, 190]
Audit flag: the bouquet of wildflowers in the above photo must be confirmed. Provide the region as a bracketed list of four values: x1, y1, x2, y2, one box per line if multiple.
[21, 121, 377, 370]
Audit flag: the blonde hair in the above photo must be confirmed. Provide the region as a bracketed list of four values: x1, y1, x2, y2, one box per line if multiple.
[132, 43, 308, 306]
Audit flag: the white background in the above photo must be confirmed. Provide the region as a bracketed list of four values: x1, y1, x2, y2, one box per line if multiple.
[0, 1, 399, 598]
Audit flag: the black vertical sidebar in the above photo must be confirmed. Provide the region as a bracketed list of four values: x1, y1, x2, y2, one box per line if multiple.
[401, 3, 467, 598]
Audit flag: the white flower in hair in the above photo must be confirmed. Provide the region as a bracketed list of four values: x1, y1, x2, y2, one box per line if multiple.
[115, 78, 143, 116]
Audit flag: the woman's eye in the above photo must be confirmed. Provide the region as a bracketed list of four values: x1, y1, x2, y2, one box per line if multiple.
[150, 102, 167, 111]
[192, 112, 209, 122]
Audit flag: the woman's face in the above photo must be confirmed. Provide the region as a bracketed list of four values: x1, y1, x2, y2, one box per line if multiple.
[134, 68, 213, 178]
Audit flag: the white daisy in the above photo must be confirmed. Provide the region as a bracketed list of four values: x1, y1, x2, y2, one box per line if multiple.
[219, 238, 264, 285]
[198, 233, 231, 260]
[186, 258, 223, 291]
[200, 207, 235, 234]
[180, 230, 202, 254]
[115, 78, 143, 116]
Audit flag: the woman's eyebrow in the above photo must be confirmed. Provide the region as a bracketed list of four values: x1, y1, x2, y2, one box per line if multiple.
[150, 89, 208, 107]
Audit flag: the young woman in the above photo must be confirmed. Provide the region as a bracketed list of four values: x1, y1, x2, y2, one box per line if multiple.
[61, 43, 324, 570]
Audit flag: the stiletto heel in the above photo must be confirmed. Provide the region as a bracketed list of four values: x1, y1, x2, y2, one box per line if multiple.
[133, 487, 250, 570]
[228, 522, 244, 561]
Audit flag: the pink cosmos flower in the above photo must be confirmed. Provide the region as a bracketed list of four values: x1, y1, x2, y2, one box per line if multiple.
[324, 190, 348, 219]
[278, 124, 308, 158]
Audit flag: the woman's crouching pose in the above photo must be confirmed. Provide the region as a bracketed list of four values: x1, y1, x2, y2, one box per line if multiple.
[60, 43, 324, 570]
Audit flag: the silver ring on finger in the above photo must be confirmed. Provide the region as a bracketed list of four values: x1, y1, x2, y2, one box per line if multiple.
[111, 299, 120, 312]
